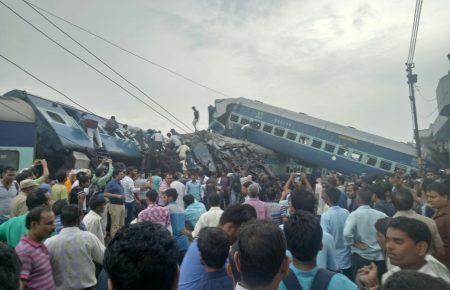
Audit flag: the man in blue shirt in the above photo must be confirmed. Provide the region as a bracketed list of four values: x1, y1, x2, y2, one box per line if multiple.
[163, 188, 189, 263]
[343, 189, 387, 280]
[197, 227, 233, 290]
[321, 186, 352, 279]
[186, 173, 203, 202]
[104, 169, 125, 238]
[289, 189, 339, 271]
[278, 212, 357, 290]
[183, 194, 206, 230]
[178, 204, 257, 290]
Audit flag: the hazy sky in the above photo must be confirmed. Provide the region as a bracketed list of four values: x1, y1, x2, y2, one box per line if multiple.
[1, 0, 449, 141]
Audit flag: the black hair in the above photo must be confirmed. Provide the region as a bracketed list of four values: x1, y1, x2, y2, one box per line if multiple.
[76, 171, 86, 181]
[183, 194, 195, 207]
[290, 189, 316, 214]
[324, 187, 341, 205]
[164, 188, 178, 201]
[26, 188, 49, 211]
[391, 188, 414, 211]
[55, 169, 67, 183]
[25, 206, 52, 230]
[77, 174, 90, 186]
[104, 222, 178, 290]
[375, 217, 392, 236]
[388, 217, 431, 251]
[383, 270, 450, 290]
[228, 243, 241, 282]
[1, 166, 16, 175]
[89, 195, 106, 212]
[146, 190, 159, 203]
[16, 170, 32, 184]
[208, 193, 221, 207]
[284, 211, 323, 262]
[126, 166, 137, 175]
[95, 166, 106, 178]
[52, 199, 68, 216]
[0, 242, 21, 290]
[357, 189, 373, 205]
[113, 169, 123, 178]
[219, 204, 256, 226]
[426, 181, 448, 197]
[242, 181, 253, 188]
[60, 204, 80, 227]
[237, 220, 286, 288]
[370, 183, 386, 200]
[197, 227, 230, 269]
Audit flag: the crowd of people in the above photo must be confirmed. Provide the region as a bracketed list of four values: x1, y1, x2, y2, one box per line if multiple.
[1, 157, 450, 290]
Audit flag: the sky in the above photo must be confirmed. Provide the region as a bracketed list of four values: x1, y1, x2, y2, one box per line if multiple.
[0, 0, 449, 142]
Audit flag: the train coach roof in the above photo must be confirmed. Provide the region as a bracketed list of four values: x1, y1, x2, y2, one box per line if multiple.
[0, 96, 35, 123]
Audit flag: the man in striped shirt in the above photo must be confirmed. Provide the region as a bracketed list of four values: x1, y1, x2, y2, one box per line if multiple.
[15, 206, 56, 290]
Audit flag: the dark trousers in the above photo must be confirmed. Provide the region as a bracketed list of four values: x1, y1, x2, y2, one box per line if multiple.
[351, 253, 386, 282]
[125, 201, 135, 225]
[342, 267, 353, 281]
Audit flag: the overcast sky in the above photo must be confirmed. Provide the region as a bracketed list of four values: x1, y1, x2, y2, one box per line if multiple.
[1, 0, 449, 142]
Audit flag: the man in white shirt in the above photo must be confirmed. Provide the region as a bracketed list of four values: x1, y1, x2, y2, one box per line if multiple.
[177, 143, 191, 160]
[45, 205, 105, 290]
[83, 195, 107, 245]
[170, 173, 186, 210]
[121, 166, 141, 225]
[192, 193, 223, 238]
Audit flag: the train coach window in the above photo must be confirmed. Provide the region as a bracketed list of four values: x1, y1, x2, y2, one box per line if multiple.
[46, 111, 66, 124]
[299, 135, 310, 145]
[380, 160, 392, 171]
[337, 147, 349, 157]
[286, 132, 297, 141]
[324, 143, 336, 153]
[250, 121, 261, 129]
[366, 156, 378, 166]
[274, 128, 285, 137]
[350, 152, 363, 162]
[230, 114, 239, 122]
[394, 164, 407, 173]
[240, 118, 250, 125]
[311, 139, 323, 149]
[0, 150, 19, 170]
[263, 124, 273, 133]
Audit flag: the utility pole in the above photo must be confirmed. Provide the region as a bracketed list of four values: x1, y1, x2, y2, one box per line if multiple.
[406, 63, 423, 172]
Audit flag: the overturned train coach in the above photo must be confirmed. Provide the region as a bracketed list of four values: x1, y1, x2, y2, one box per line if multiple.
[0, 90, 141, 171]
[209, 97, 420, 176]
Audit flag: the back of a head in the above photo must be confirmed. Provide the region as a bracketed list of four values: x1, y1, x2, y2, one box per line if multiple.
[324, 187, 341, 205]
[183, 194, 195, 207]
[370, 183, 386, 200]
[391, 188, 414, 211]
[77, 174, 90, 186]
[164, 188, 178, 201]
[55, 169, 67, 183]
[375, 217, 392, 236]
[388, 217, 431, 251]
[16, 170, 32, 184]
[146, 190, 159, 203]
[284, 211, 322, 262]
[383, 270, 450, 290]
[197, 227, 230, 269]
[290, 189, 316, 214]
[208, 193, 221, 207]
[219, 204, 256, 227]
[237, 220, 286, 288]
[52, 199, 68, 216]
[89, 195, 106, 211]
[26, 188, 49, 210]
[0, 242, 21, 290]
[357, 189, 373, 205]
[104, 222, 178, 290]
[60, 205, 80, 227]
[248, 183, 260, 197]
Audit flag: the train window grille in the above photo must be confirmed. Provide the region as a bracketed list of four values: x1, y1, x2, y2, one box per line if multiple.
[337, 147, 348, 157]
[286, 132, 297, 141]
[240, 118, 250, 125]
[351, 152, 363, 162]
[46, 111, 66, 124]
[0, 150, 19, 169]
[250, 121, 261, 129]
[311, 139, 323, 149]
[380, 160, 392, 171]
[366, 156, 378, 166]
[274, 128, 285, 137]
[263, 124, 273, 133]
[324, 143, 336, 153]
[230, 114, 239, 122]
[299, 135, 310, 145]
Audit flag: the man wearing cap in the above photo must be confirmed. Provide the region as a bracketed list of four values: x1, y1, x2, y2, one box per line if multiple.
[10, 179, 38, 217]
